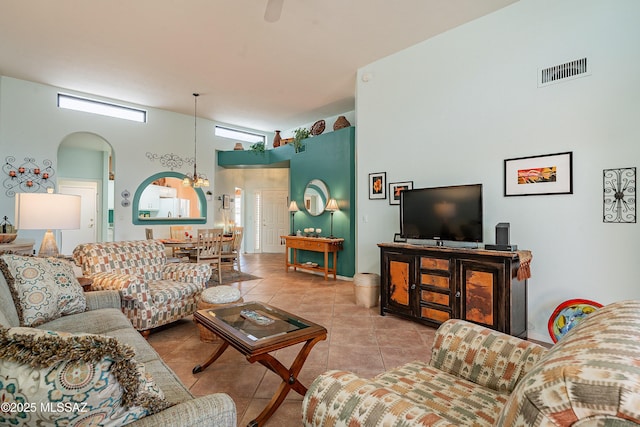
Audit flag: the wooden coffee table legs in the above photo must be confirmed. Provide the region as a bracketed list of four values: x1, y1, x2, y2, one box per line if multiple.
[193, 335, 325, 427]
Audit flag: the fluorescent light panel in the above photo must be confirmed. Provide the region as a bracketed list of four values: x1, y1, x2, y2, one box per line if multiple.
[58, 93, 147, 123]
[215, 126, 265, 143]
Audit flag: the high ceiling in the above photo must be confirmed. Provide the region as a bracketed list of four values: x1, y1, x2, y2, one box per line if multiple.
[0, 0, 517, 132]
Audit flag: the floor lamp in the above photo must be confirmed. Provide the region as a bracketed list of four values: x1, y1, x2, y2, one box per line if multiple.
[326, 198, 339, 238]
[288, 201, 299, 236]
[15, 190, 81, 257]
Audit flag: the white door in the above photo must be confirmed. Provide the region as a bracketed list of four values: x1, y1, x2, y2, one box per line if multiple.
[261, 189, 288, 253]
[59, 182, 98, 255]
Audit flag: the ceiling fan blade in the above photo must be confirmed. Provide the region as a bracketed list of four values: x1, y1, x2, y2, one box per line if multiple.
[264, 0, 284, 23]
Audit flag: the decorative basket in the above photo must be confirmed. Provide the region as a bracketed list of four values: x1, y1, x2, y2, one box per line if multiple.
[0, 216, 17, 243]
[196, 296, 244, 343]
[0, 233, 17, 244]
[333, 115, 351, 130]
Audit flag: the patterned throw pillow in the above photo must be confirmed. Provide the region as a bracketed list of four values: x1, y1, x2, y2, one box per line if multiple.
[0, 254, 86, 327]
[0, 327, 170, 427]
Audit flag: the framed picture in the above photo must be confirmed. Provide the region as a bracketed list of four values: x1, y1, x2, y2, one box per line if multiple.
[389, 181, 413, 205]
[369, 172, 386, 199]
[504, 151, 573, 196]
[222, 194, 230, 209]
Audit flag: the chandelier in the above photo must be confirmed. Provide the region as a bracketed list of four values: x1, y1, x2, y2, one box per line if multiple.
[182, 93, 210, 188]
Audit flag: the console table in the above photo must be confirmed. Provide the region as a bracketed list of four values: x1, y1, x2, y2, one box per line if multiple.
[281, 235, 344, 280]
[0, 239, 35, 255]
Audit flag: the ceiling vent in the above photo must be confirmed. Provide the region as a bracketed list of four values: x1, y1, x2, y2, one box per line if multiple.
[539, 57, 589, 87]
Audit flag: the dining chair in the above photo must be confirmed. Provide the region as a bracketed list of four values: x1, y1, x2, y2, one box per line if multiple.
[189, 228, 224, 284]
[221, 226, 243, 273]
[169, 225, 193, 260]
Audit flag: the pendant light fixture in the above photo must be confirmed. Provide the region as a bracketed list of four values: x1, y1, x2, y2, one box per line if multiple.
[182, 93, 210, 188]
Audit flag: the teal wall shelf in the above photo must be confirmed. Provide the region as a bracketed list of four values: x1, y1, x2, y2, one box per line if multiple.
[217, 127, 356, 277]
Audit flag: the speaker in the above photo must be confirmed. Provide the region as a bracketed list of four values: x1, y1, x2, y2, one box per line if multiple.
[485, 222, 517, 251]
[496, 222, 510, 245]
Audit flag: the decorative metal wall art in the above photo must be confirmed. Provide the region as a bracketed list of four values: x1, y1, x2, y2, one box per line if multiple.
[603, 167, 636, 223]
[145, 152, 194, 171]
[3, 156, 56, 196]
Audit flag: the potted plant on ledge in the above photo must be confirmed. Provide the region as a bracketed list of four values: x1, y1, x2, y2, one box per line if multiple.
[292, 128, 311, 153]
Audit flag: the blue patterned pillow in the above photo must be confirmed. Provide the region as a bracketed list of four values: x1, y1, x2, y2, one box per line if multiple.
[0, 327, 169, 426]
[0, 254, 86, 327]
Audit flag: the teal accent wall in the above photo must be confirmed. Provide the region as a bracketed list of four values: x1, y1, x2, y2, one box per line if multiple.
[217, 127, 356, 277]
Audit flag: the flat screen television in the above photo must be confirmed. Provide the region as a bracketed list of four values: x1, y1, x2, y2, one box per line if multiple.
[400, 184, 483, 242]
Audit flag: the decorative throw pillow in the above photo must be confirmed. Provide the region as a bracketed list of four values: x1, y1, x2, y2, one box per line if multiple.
[0, 326, 170, 427]
[0, 254, 86, 327]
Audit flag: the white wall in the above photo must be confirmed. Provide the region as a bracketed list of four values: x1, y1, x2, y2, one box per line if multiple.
[355, 0, 640, 342]
[0, 76, 266, 249]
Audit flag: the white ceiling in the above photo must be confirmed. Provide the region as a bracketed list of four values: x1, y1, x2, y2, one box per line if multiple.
[0, 0, 517, 132]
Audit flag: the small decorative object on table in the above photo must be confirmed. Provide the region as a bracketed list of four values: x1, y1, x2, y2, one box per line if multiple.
[0, 215, 17, 243]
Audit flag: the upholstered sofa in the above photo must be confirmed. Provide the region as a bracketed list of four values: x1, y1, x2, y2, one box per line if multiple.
[303, 299, 640, 426]
[0, 253, 235, 426]
[72, 240, 210, 335]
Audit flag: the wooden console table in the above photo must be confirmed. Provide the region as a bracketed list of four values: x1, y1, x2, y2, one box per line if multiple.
[281, 235, 343, 280]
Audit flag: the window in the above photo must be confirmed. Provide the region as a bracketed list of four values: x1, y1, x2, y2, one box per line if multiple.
[215, 126, 265, 144]
[58, 93, 147, 123]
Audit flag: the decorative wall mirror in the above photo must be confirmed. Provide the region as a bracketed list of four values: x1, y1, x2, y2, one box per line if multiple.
[132, 171, 207, 225]
[304, 179, 329, 216]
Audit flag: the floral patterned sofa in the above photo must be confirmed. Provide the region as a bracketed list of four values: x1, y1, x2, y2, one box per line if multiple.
[303, 299, 640, 426]
[72, 240, 210, 335]
[0, 253, 235, 426]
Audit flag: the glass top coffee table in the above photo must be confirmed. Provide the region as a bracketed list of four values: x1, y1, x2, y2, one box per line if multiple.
[192, 301, 327, 427]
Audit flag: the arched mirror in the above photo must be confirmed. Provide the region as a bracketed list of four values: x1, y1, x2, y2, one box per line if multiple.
[304, 179, 329, 216]
[132, 171, 207, 225]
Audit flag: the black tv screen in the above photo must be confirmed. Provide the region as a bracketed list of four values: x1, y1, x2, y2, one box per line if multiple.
[400, 184, 483, 242]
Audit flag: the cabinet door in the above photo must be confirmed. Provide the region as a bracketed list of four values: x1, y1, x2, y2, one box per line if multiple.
[382, 252, 415, 317]
[457, 259, 505, 332]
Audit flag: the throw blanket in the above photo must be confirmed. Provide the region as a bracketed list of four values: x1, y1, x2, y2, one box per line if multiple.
[516, 250, 532, 280]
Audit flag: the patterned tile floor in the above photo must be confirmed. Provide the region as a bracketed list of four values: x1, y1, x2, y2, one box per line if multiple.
[148, 253, 437, 426]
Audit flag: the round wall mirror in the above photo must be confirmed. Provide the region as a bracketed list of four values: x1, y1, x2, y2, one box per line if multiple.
[304, 179, 329, 216]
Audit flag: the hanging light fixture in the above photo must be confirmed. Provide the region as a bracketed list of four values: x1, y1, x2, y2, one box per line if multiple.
[183, 93, 210, 188]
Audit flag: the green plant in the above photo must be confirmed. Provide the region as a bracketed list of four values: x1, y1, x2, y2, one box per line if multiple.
[249, 141, 265, 154]
[292, 128, 311, 153]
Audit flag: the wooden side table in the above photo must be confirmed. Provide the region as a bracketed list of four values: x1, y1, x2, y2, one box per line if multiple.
[0, 239, 35, 255]
[280, 235, 344, 280]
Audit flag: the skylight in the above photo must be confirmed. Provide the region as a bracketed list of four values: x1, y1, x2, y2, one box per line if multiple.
[58, 93, 147, 123]
[215, 126, 265, 144]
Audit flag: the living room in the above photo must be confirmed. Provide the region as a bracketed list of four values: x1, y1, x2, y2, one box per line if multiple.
[0, 0, 639, 425]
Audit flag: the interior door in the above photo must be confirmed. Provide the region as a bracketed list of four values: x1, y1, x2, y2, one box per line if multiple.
[59, 182, 98, 255]
[261, 189, 288, 253]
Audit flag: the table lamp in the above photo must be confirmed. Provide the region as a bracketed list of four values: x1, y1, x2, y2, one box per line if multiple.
[326, 198, 339, 238]
[15, 190, 81, 257]
[288, 201, 299, 236]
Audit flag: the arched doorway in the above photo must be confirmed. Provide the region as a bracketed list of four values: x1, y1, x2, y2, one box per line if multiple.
[57, 132, 115, 254]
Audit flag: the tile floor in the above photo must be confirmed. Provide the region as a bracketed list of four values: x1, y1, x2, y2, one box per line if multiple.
[148, 253, 437, 426]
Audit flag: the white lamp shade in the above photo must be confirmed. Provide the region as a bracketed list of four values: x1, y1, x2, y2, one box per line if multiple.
[326, 198, 339, 211]
[15, 193, 81, 230]
[288, 201, 299, 212]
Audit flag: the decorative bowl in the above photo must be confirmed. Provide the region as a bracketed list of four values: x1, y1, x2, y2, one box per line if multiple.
[0, 233, 18, 244]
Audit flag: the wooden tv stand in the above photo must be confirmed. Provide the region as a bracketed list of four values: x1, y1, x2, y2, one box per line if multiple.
[379, 243, 529, 338]
[281, 235, 344, 280]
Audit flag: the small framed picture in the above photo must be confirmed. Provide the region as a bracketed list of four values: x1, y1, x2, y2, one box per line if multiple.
[369, 172, 386, 200]
[389, 181, 414, 205]
[222, 194, 230, 209]
[504, 151, 573, 196]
